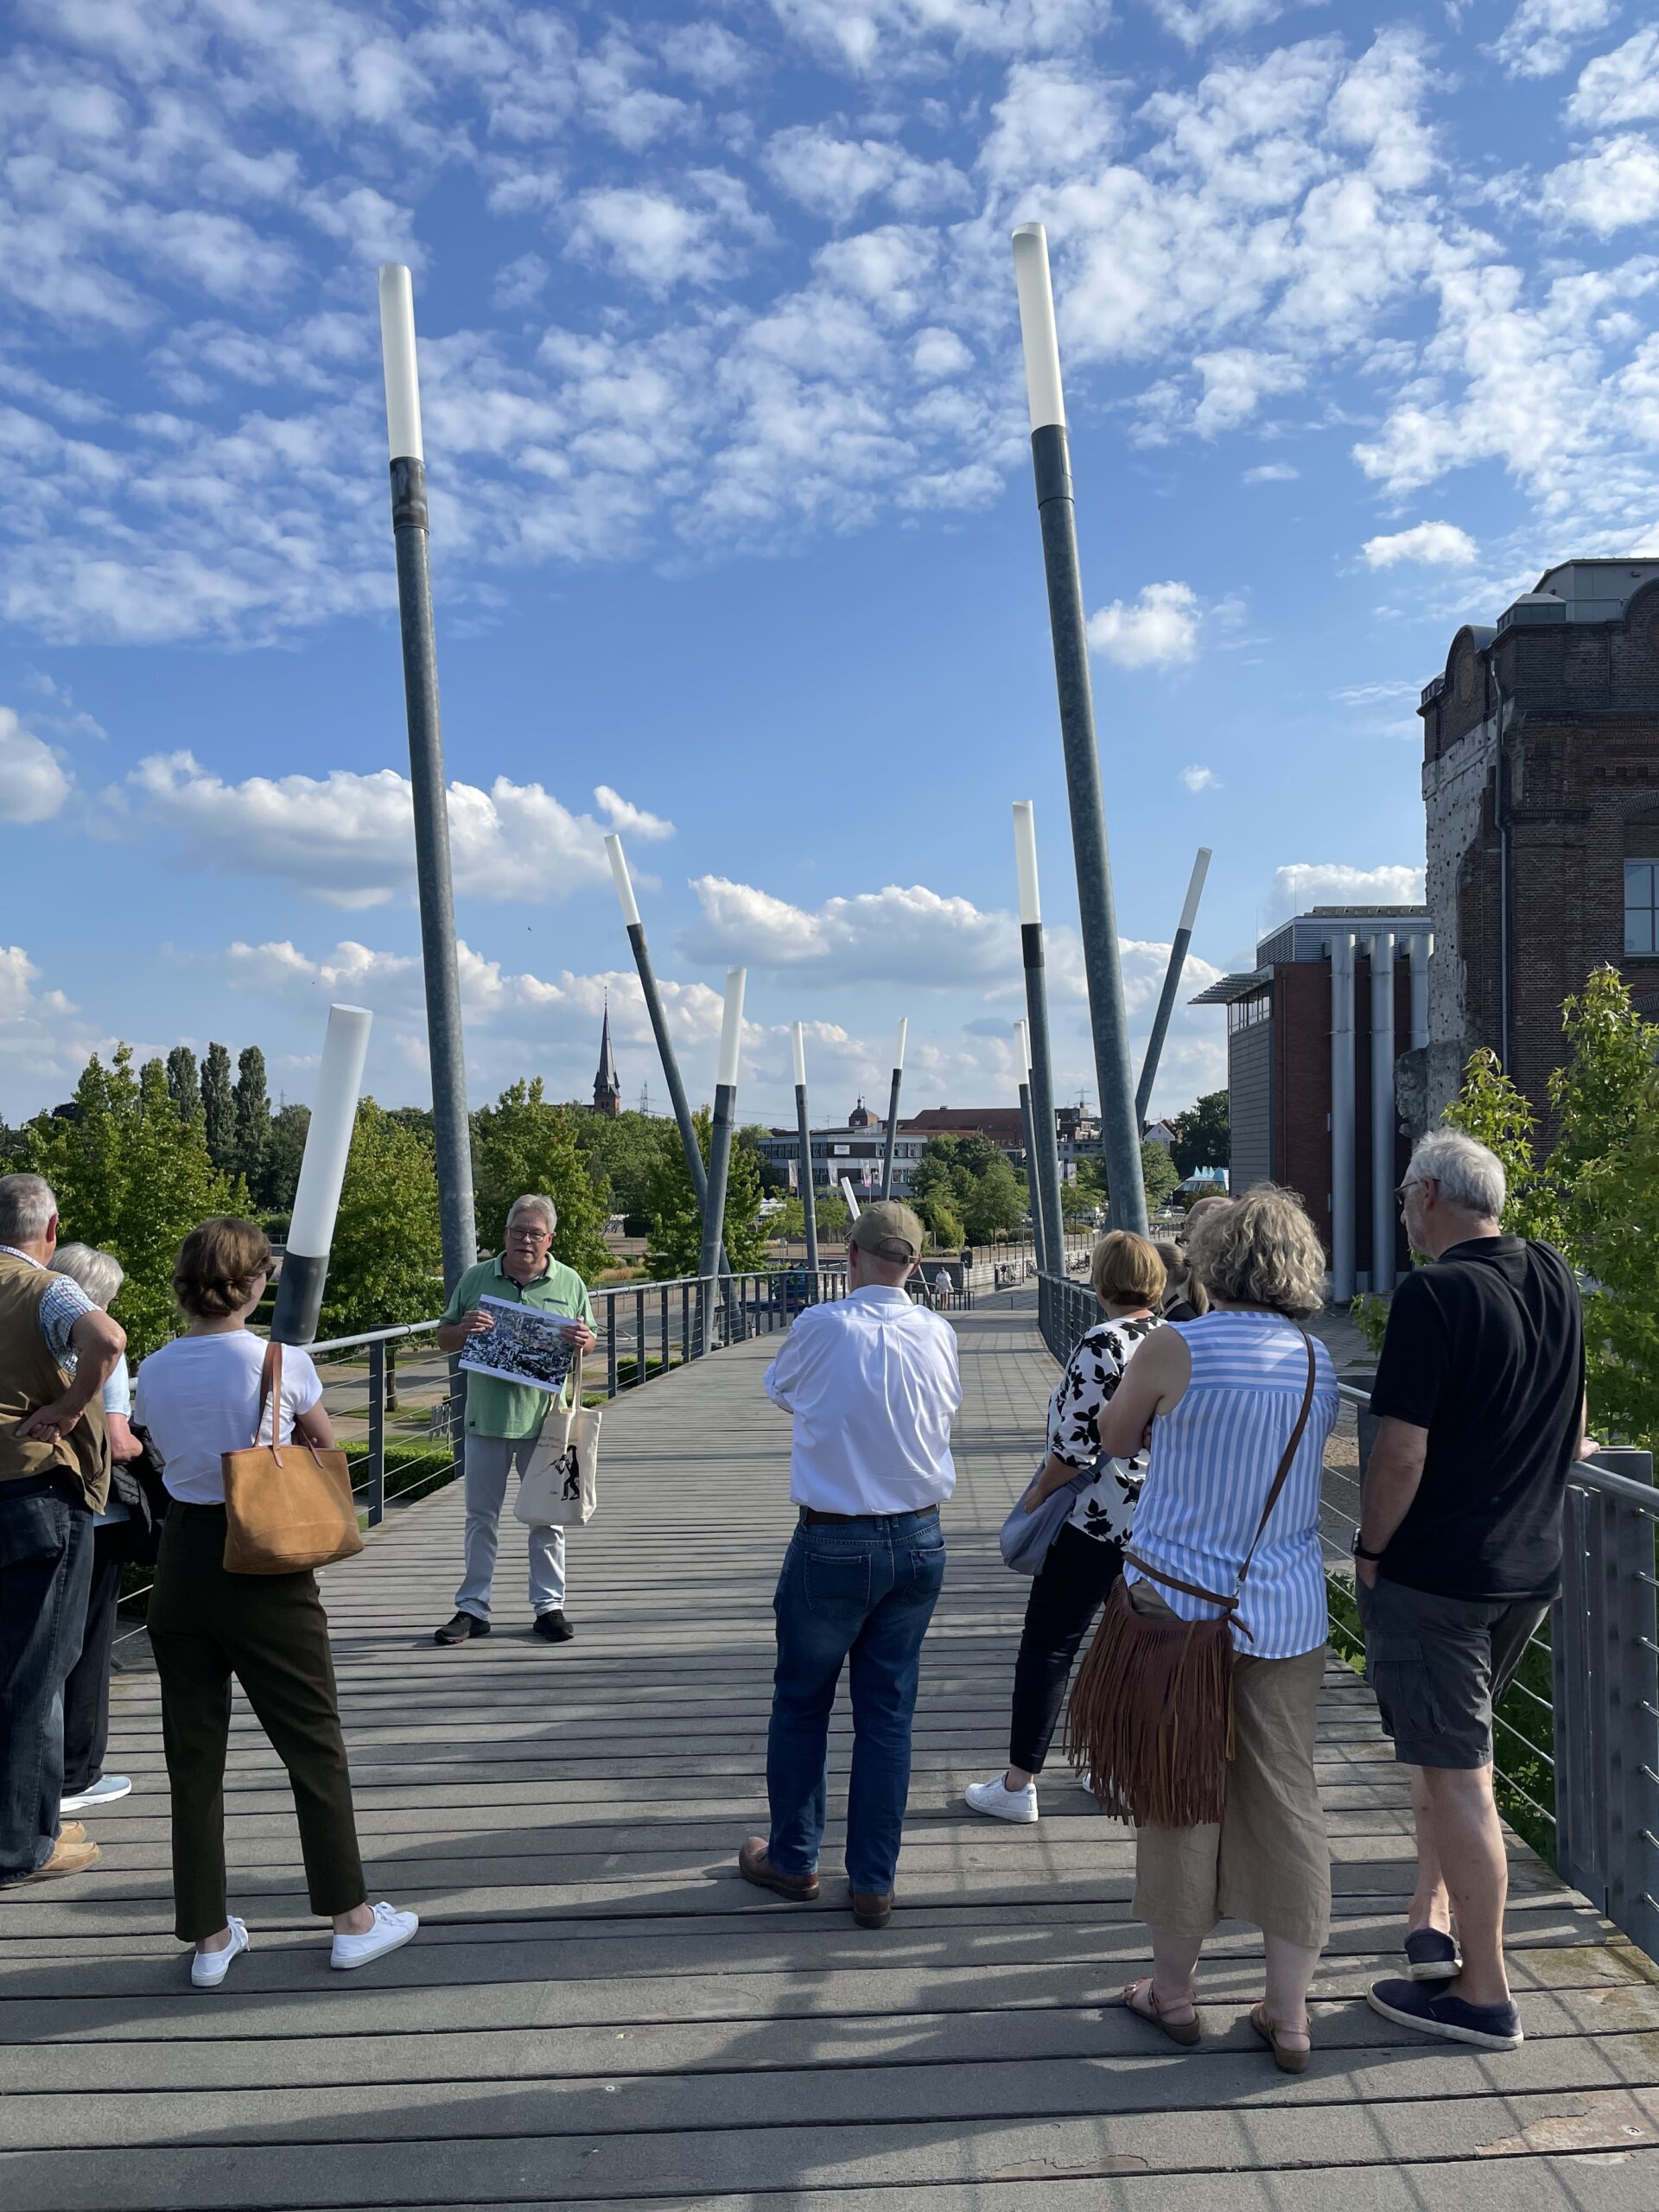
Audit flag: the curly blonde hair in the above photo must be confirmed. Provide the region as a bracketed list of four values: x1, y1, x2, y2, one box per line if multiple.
[1186, 1185, 1325, 1319]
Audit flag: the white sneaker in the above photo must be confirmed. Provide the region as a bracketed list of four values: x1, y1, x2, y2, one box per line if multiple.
[963, 1775, 1039, 1824]
[60, 1774, 132, 1814]
[331, 1900, 419, 1972]
[191, 1916, 250, 1989]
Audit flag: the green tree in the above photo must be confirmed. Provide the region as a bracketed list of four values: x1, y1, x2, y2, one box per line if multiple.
[912, 1187, 965, 1249]
[16, 1048, 242, 1357]
[739, 1122, 790, 1193]
[642, 1105, 771, 1278]
[961, 1154, 1025, 1243]
[472, 1079, 612, 1279]
[1170, 1091, 1230, 1177]
[573, 1109, 677, 1233]
[1573, 1069, 1659, 1452]
[1441, 1049, 1560, 1243]
[1548, 967, 1659, 1220]
[263, 1102, 310, 1218]
[202, 1043, 236, 1170]
[318, 1100, 444, 1338]
[166, 1046, 201, 1125]
[773, 1188, 855, 1246]
[1141, 1141, 1181, 1210]
[234, 1045, 270, 1200]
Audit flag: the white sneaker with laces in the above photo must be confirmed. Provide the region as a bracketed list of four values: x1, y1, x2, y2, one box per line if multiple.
[963, 1775, 1039, 1824]
[60, 1774, 132, 1814]
[191, 1916, 250, 1989]
[331, 1900, 419, 1971]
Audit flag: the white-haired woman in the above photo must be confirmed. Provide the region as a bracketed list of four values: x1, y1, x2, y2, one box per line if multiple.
[1087, 1187, 1340, 2069]
[49, 1244, 143, 1816]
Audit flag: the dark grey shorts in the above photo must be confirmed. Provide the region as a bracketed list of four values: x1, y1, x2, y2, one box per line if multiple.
[1357, 1575, 1547, 1771]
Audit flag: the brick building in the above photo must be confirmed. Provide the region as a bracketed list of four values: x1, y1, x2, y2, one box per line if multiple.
[1417, 557, 1659, 1134]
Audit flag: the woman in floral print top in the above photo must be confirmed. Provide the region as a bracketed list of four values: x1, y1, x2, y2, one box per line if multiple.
[963, 1231, 1167, 1825]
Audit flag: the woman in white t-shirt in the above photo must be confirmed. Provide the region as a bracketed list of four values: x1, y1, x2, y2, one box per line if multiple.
[963, 1230, 1166, 1825]
[136, 1217, 417, 1990]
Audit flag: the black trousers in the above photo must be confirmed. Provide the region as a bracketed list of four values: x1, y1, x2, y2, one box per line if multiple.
[1009, 1522, 1124, 1775]
[148, 1504, 366, 1942]
[61, 1522, 128, 1796]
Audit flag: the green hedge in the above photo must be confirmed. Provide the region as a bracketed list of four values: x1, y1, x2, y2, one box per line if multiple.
[342, 1441, 459, 1503]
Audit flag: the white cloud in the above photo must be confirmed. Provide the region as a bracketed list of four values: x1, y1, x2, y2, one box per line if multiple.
[1566, 30, 1659, 127]
[770, 0, 1112, 73]
[1087, 582, 1203, 668]
[566, 178, 767, 292]
[911, 327, 974, 379]
[1151, 0, 1291, 51]
[1265, 861, 1426, 921]
[681, 876, 1016, 985]
[1180, 765, 1220, 791]
[103, 755, 675, 908]
[1192, 348, 1306, 435]
[0, 944, 122, 1109]
[1493, 0, 1618, 79]
[1361, 521, 1478, 568]
[1243, 461, 1299, 482]
[1541, 136, 1659, 237]
[0, 707, 72, 823]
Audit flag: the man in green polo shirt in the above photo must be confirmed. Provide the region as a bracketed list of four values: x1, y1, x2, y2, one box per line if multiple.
[431, 1193, 596, 1648]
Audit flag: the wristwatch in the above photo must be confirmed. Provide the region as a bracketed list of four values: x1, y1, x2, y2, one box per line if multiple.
[1351, 1528, 1385, 1563]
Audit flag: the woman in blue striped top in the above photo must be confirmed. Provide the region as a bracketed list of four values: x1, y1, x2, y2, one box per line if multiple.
[1093, 1187, 1339, 2069]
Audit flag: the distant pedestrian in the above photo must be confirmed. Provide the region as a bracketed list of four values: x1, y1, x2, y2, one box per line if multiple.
[740, 1202, 960, 1928]
[137, 1217, 418, 1986]
[0, 1174, 126, 1889]
[430, 1195, 597, 1648]
[963, 1230, 1166, 1826]
[1081, 1188, 1338, 2068]
[933, 1266, 951, 1311]
[1358, 1131, 1586, 2054]
[1155, 1239, 1210, 1325]
[48, 1244, 144, 1819]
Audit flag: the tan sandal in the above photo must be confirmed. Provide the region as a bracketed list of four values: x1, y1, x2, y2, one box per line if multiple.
[1122, 1976, 1201, 2046]
[1249, 2002, 1310, 2073]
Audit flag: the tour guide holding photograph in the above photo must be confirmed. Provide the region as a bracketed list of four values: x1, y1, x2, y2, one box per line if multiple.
[431, 1194, 596, 1649]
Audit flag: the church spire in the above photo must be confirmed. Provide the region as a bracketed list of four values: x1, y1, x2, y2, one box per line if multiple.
[593, 993, 621, 1118]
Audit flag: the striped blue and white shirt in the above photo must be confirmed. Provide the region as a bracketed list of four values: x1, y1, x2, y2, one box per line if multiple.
[1123, 1310, 1338, 1659]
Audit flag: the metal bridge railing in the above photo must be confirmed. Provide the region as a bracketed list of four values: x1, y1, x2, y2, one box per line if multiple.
[1034, 1268, 1659, 1961]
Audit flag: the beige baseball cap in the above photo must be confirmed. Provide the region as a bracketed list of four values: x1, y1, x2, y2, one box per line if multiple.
[849, 1200, 925, 1264]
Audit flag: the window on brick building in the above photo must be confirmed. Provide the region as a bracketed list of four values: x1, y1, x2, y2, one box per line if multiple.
[1628, 862, 1659, 955]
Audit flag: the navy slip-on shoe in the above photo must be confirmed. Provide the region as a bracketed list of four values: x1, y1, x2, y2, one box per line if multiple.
[1368, 1976, 1522, 2050]
[1404, 1928, 1462, 1982]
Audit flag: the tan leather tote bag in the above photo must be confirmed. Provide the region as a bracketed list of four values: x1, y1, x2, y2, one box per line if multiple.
[222, 1342, 364, 1575]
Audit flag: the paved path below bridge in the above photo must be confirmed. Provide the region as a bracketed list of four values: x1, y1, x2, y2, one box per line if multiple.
[3, 1293, 1658, 2210]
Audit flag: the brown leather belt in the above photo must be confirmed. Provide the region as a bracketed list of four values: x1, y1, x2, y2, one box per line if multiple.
[798, 1503, 939, 1525]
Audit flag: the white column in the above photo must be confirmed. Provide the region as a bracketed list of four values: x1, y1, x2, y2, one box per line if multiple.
[1370, 933, 1397, 1295]
[1330, 934, 1357, 1304]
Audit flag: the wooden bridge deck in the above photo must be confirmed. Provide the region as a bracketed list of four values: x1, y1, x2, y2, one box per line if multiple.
[3, 1291, 1658, 2210]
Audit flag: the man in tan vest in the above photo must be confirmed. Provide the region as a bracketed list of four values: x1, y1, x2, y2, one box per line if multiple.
[0, 1173, 126, 1885]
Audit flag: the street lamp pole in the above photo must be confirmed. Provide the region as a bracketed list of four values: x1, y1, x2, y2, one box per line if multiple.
[1135, 846, 1212, 1128]
[878, 1018, 907, 1201]
[378, 264, 476, 1298]
[1014, 802, 1068, 1276]
[791, 1022, 820, 1282]
[1011, 223, 1146, 1236]
[1014, 1016, 1047, 1276]
[698, 969, 745, 1352]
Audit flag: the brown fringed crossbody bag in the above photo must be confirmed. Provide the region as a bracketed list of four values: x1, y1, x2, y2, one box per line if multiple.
[1066, 1331, 1316, 1829]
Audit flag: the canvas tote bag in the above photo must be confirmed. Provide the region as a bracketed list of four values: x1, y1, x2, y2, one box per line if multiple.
[222, 1342, 365, 1575]
[1066, 1332, 1316, 1828]
[514, 1352, 602, 1529]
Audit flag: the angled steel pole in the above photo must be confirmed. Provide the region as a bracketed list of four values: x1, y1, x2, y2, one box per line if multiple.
[605, 834, 728, 1278]
[1013, 804, 1068, 1275]
[698, 969, 745, 1352]
[1015, 1016, 1047, 1276]
[791, 1023, 820, 1281]
[1012, 224, 1146, 1236]
[1136, 846, 1212, 1128]
[878, 1018, 907, 1201]
[378, 265, 476, 1295]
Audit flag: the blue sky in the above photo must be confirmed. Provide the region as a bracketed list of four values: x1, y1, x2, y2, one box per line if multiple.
[3, 0, 1657, 1130]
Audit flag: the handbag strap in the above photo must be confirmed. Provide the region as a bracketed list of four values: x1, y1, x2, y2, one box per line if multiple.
[255, 1340, 283, 1450]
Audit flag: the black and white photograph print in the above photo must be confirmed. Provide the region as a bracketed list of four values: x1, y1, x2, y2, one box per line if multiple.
[459, 1298, 579, 1393]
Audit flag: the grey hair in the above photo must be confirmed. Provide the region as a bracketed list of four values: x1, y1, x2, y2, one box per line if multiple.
[1408, 1130, 1507, 1218]
[49, 1242, 125, 1309]
[0, 1173, 56, 1245]
[507, 1193, 558, 1235]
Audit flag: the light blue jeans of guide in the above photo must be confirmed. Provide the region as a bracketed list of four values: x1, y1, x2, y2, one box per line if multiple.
[766, 1508, 946, 1897]
[454, 1433, 567, 1623]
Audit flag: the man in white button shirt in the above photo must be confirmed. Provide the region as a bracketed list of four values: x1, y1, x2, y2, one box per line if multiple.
[739, 1202, 961, 1929]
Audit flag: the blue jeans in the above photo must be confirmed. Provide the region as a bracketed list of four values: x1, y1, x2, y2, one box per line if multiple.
[766, 1509, 946, 1897]
[0, 1477, 93, 1881]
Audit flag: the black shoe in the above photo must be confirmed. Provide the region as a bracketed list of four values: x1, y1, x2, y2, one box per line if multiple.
[434, 1611, 490, 1646]
[533, 1610, 574, 1643]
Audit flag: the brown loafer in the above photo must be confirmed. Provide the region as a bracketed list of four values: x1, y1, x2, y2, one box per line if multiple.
[738, 1836, 818, 1901]
[8, 1836, 101, 1885]
[58, 1821, 87, 1847]
[852, 1888, 893, 1929]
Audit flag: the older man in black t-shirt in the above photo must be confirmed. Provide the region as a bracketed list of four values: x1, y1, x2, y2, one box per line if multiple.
[1356, 1130, 1585, 2055]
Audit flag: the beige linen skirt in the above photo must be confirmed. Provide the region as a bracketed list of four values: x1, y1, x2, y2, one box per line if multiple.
[1127, 1582, 1331, 1951]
